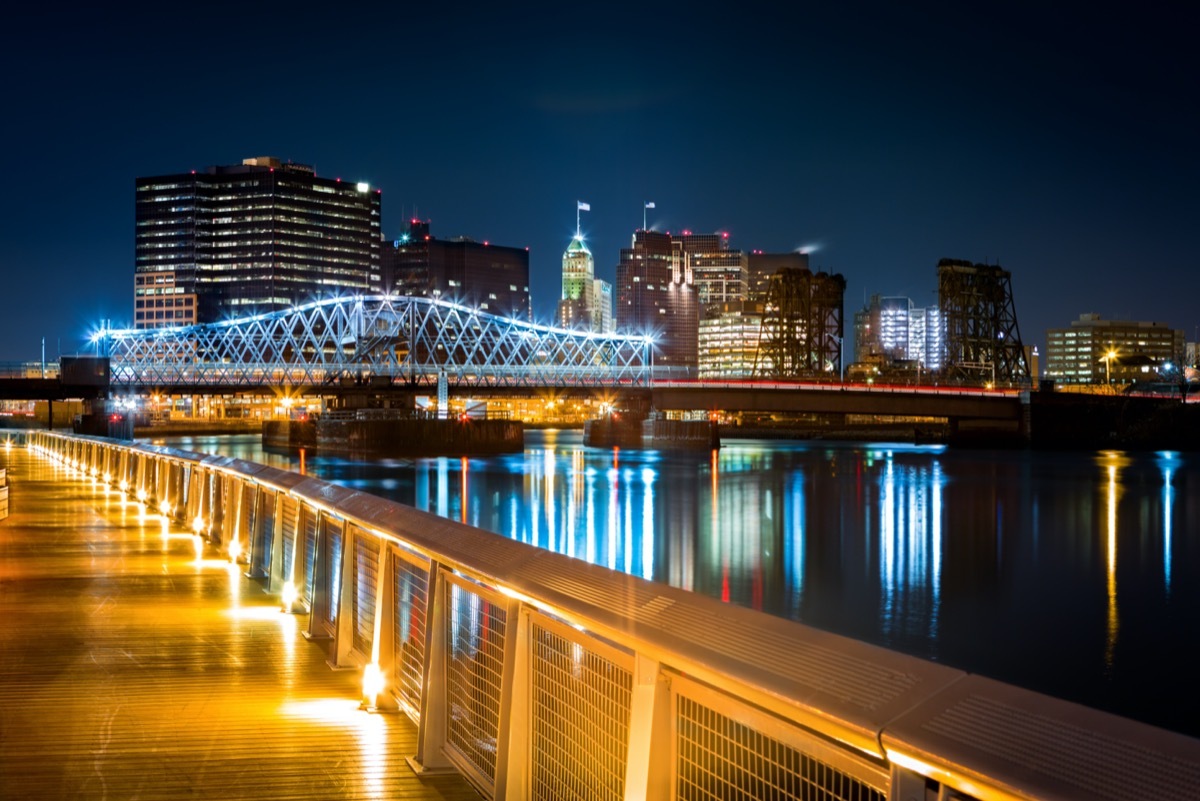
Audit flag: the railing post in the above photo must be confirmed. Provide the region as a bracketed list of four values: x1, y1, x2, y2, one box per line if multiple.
[268, 493, 286, 592]
[409, 560, 455, 774]
[366, 545, 399, 712]
[331, 519, 356, 668]
[622, 653, 672, 801]
[493, 599, 530, 801]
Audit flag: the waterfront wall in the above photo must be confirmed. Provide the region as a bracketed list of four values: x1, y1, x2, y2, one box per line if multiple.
[1028, 392, 1200, 450]
[262, 419, 317, 449]
[317, 416, 522, 456]
[263, 416, 522, 456]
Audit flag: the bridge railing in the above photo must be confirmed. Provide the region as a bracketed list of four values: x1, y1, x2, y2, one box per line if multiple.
[24, 431, 1200, 801]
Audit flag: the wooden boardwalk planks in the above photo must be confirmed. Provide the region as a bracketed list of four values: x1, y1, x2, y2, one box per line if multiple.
[0, 446, 480, 801]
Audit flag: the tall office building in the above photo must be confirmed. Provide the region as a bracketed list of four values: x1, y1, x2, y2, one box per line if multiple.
[615, 230, 700, 369]
[698, 301, 765, 378]
[854, 294, 943, 370]
[382, 219, 530, 320]
[134, 156, 381, 327]
[1045, 313, 1184, 385]
[556, 234, 612, 331]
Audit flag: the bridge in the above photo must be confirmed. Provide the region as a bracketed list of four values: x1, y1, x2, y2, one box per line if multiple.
[6, 429, 1198, 800]
[100, 295, 653, 392]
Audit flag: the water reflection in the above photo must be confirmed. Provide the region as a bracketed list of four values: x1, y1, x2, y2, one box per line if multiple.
[1097, 451, 1128, 672]
[158, 432, 1198, 737]
[878, 455, 945, 643]
[1157, 451, 1180, 595]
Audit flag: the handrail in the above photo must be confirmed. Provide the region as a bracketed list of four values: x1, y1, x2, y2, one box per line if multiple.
[23, 430, 1200, 801]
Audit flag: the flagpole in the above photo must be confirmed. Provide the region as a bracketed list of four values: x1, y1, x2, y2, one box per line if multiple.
[576, 201, 581, 238]
[643, 202, 646, 232]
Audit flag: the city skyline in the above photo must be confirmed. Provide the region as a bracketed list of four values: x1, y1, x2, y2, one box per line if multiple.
[1, 3, 1196, 361]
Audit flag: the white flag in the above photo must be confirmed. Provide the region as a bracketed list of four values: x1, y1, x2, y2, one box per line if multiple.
[577, 201, 591, 211]
[645, 201, 655, 209]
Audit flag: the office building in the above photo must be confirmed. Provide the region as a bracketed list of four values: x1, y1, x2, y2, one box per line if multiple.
[383, 219, 530, 320]
[854, 294, 943, 370]
[133, 270, 197, 330]
[556, 234, 612, 332]
[1045, 313, 1184, 385]
[615, 230, 700, 369]
[134, 156, 381, 327]
[698, 301, 765, 378]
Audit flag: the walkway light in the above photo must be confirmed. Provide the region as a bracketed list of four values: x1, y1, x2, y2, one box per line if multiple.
[281, 580, 298, 612]
[362, 663, 385, 711]
[192, 515, 205, 534]
[136, 488, 148, 504]
[158, 500, 171, 516]
[228, 538, 242, 563]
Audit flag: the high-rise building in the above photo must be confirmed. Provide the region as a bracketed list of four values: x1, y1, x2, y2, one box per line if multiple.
[615, 230, 700, 369]
[854, 294, 943, 370]
[557, 235, 594, 328]
[555, 234, 611, 331]
[699, 301, 765, 378]
[1045, 313, 1184, 385]
[382, 219, 530, 319]
[134, 156, 381, 327]
[593, 278, 614, 333]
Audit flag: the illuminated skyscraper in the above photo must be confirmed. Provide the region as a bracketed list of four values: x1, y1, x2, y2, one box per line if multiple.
[699, 301, 765, 378]
[615, 230, 700, 369]
[134, 156, 381, 327]
[556, 235, 611, 331]
[854, 294, 943, 370]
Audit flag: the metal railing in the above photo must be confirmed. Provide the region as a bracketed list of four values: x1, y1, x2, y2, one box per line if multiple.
[23, 430, 1200, 801]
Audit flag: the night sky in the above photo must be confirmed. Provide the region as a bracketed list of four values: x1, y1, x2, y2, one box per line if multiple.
[1, 3, 1196, 362]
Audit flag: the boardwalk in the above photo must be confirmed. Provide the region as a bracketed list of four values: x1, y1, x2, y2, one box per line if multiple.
[0, 444, 480, 801]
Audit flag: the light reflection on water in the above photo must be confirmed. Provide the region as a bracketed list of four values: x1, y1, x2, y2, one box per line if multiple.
[150, 431, 1199, 737]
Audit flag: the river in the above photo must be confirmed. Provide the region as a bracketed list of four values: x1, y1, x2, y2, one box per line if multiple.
[148, 430, 1200, 738]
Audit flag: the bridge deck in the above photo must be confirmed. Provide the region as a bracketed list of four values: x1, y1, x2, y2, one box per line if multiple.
[0, 445, 480, 801]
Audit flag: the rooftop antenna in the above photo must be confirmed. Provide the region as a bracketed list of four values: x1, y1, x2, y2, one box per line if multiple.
[576, 200, 590, 238]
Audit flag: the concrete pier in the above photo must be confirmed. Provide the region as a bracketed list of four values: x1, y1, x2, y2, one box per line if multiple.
[264, 415, 522, 456]
[0, 445, 480, 801]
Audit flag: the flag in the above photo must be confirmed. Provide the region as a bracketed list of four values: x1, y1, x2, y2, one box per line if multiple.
[577, 201, 590, 211]
[645, 201, 655, 209]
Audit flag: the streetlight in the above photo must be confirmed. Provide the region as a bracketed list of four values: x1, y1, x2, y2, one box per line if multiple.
[1104, 348, 1117, 387]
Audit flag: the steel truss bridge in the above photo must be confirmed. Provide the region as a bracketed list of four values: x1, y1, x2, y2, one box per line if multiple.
[104, 295, 653, 392]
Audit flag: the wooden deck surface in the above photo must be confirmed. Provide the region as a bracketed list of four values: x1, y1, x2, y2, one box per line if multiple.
[0, 445, 481, 801]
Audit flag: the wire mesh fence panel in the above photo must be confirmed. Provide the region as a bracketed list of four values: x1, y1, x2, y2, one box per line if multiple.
[675, 694, 886, 801]
[277, 495, 298, 583]
[350, 526, 380, 659]
[530, 616, 633, 801]
[390, 547, 430, 718]
[444, 575, 508, 791]
[297, 504, 319, 609]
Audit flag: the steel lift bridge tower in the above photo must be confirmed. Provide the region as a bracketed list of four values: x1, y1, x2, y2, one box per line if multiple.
[101, 295, 654, 392]
[753, 268, 847, 379]
[937, 259, 1029, 384]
